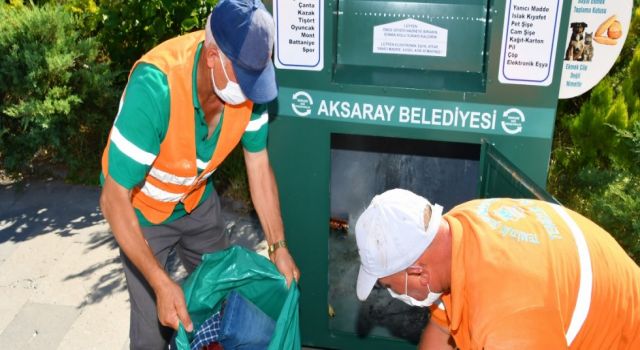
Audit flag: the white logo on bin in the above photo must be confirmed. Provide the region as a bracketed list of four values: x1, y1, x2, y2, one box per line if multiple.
[291, 91, 313, 117]
[501, 108, 525, 135]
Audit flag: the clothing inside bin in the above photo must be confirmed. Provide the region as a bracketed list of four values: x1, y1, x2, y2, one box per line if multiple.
[191, 290, 276, 350]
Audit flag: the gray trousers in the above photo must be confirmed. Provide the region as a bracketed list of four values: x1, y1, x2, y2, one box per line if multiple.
[120, 191, 228, 350]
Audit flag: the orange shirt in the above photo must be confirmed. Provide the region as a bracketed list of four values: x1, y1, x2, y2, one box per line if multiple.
[430, 199, 640, 350]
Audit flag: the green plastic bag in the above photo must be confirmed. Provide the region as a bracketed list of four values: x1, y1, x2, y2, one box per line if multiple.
[174, 245, 301, 350]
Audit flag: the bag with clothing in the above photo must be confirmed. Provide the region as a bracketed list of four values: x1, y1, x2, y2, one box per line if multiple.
[174, 245, 300, 350]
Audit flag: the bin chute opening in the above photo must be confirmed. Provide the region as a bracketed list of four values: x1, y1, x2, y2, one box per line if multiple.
[328, 133, 479, 342]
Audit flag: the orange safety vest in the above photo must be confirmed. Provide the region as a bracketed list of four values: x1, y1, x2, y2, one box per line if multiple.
[102, 31, 253, 224]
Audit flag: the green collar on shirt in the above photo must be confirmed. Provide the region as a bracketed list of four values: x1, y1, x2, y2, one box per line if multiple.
[193, 42, 203, 112]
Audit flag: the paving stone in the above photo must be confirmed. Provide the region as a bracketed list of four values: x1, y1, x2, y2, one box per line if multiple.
[0, 286, 30, 333]
[0, 302, 79, 350]
[57, 292, 129, 350]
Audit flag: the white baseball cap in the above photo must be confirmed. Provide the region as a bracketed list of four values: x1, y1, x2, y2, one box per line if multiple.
[355, 189, 443, 301]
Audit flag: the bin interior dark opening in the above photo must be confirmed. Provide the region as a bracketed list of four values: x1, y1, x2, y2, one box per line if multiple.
[329, 133, 480, 343]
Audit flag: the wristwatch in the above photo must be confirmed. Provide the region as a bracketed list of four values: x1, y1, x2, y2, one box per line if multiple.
[268, 240, 287, 255]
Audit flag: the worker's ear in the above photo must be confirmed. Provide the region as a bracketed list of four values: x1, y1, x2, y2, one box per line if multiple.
[406, 265, 423, 275]
[413, 265, 431, 286]
[406, 265, 425, 283]
[417, 271, 431, 286]
[204, 44, 221, 69]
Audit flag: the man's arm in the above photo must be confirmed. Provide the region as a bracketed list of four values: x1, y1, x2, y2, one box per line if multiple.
[243, 148, 300, 286]
[100, 176, 193, 332]
[419, 321, 455, 350]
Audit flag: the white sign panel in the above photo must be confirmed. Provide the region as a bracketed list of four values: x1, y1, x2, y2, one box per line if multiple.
[373, 18, 448, 57]
[274, 0, 324, 71]
[499, 1, 564, 86]
[559, 0, 633, 99]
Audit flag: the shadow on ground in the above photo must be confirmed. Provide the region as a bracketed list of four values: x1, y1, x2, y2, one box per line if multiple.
[0, 180, 124, 308]
[1, 180, 265, 309]
[0, 180, 106, 244]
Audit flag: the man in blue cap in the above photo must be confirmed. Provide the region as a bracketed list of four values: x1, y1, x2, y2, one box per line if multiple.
[99, 0, 300, 348]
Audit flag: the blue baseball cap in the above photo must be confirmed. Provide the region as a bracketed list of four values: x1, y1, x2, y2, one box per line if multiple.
[209, 0, 277, 104]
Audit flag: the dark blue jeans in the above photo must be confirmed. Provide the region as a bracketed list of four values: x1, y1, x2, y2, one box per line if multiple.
[219, 291, 275, 350]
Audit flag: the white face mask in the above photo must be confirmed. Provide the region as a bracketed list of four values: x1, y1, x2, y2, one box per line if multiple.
[210, 53, 247, 105]
[387, 271, 442, 308]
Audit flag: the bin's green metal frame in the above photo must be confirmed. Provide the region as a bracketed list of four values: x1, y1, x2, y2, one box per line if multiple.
[266, 0, 571, 348]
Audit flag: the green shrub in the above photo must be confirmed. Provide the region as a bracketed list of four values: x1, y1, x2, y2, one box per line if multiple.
[2, 1, 101, 40]
[0, 4, 117, 182]
[565, 80, 626, 167]
[564, 126, 640, 262]
[98, 0, 217, 85]
[550, 6, 640, 263]
[549, 41, 640, 263]
[214, 145, 252, 210]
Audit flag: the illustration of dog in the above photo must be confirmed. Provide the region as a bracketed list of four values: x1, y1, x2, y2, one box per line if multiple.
[565, 22, 588, 61]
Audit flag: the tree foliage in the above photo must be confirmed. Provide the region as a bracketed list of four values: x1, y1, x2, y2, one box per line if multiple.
[98, 0, 217, 85]
[0, 4, 117, 182]
[549, 7, 640, 263]
[0, 0, 220, 182]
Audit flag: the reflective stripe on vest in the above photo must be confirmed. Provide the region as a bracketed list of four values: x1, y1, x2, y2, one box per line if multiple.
[140, 181, 183, 202]
[139, 167, 216, 202]
[550, 204, 593, 347]
[149, 167, 197, 186]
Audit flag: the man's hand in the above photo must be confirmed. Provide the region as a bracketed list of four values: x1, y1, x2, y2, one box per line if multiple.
[271, 247, 300, 288]
[155, 279, 193, 332]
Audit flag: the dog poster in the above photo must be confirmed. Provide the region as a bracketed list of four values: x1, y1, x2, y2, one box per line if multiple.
[559, 0, 633, 99]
